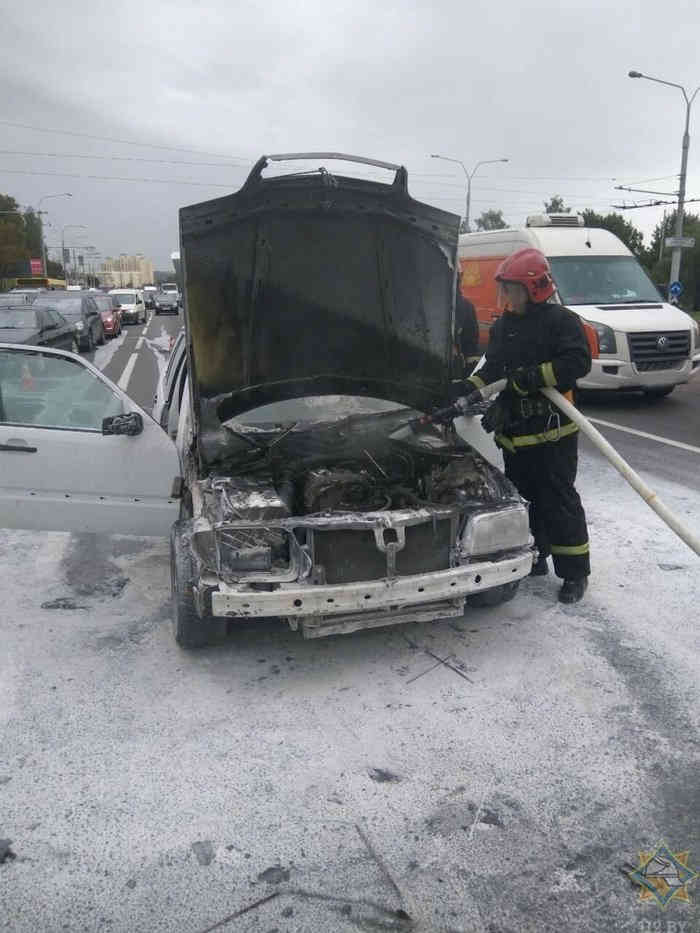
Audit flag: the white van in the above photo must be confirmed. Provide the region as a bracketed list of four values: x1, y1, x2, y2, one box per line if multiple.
[458, 214, 700, 397]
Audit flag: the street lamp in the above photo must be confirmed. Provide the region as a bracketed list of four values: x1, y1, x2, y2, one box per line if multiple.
[430, 154, 509, 232]
[628, 69, 700, 292]
[35, 193, 72, 275]
[61, 224, 86, 285]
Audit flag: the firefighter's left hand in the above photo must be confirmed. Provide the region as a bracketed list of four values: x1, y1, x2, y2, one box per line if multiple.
[507, 366, 542, 397]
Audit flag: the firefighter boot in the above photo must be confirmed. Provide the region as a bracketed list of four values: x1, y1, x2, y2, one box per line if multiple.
[558, 578, 588, 604]
[530, 556, 549, 576]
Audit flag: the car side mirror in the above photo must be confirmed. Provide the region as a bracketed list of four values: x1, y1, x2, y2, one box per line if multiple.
[102, 412, 144, 436]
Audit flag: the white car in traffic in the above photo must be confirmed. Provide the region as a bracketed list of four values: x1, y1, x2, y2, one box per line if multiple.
[108, 289, 146, 325]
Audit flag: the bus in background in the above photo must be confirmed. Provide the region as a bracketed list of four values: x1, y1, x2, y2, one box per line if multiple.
[9, 276, 67, 291]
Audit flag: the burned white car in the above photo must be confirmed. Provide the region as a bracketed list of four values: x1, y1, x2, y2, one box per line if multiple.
[0, 153, 533, 648]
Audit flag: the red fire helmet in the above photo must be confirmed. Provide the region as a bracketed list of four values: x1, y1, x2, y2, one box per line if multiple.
[495, 248, 556, 303]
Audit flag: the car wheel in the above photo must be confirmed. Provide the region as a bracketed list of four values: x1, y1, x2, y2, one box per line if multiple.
[467, 580, 520, 608]
[643, 386, 675, 401]
[71, 337, 79, 354]
[86, 327, 95, 352]
[97, 323, 106, 345]
[170, 524, 226, 649]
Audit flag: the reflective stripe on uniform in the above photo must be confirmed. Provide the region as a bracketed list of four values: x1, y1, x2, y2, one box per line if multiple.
[495, 419, 579, 452]
[540, 361, 557, 387]
[468, 373, 486, 390]
[551, 541, 590, 556]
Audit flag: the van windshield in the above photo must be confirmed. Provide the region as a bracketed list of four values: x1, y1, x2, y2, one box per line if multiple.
[549, 256, 662, 305]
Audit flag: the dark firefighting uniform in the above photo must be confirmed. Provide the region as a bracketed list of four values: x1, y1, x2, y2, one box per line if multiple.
[466, 301, 592, 581]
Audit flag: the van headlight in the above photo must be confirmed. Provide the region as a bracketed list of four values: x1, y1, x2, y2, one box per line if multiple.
[690, 317, 699, 345]
[461, 506, 531, 557]
[584, 320, 617, 354]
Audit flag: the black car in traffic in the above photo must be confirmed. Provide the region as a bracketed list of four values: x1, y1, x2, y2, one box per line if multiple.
[33, 293, 104, 351]
[0, 305, 79, 352]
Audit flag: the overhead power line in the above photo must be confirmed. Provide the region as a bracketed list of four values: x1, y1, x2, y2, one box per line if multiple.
[611, 197, 700, 210]
[0, 148, 251, 169]
[0, 166, 238, 187]
[0, 118, 250, 162]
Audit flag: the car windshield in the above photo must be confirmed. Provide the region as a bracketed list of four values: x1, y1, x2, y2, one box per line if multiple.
[549, 256, 662, 305]
[0, 309, 37, 328]
[35, 298, 83, 316]
[111, 293, 136, 303]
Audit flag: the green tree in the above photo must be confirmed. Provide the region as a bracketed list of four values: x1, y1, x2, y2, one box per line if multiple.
[580, 209, 645, 259]
[0, 194, 28, 278]
[23, 208, 43, 258]
[646, 210, 700, 310]
[474, 209, 507, 231]
[47, 258, 64, 278]
[544, 195, 570, 214]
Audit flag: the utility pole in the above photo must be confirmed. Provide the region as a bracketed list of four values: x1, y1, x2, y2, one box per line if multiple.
[35, 193, 72, 275]
[629, 70, 700, 292]
[61, 224, 86, 285]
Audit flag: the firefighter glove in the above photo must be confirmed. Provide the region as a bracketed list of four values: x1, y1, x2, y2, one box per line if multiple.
[507, 365, 544, 397]
[480, 396, 508, 435]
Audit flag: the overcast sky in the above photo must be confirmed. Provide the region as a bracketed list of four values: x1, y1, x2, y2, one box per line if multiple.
[2, 0, 699, 270]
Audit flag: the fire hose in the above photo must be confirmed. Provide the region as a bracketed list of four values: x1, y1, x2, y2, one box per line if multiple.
[434, 379, 700, 558]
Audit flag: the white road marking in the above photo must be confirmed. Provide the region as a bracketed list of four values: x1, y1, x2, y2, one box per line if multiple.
[587, 416, 700, 455]
[117, 352, 139, 391]
[136, 337, 144, 350]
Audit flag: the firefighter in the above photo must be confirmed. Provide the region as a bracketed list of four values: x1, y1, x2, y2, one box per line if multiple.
[455, 247, 592, 603]
[454, 268, 480, 377]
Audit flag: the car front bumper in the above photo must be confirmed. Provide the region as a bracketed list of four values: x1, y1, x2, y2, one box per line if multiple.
[578, 357, 695, 390]
[203, 549, 533, 620]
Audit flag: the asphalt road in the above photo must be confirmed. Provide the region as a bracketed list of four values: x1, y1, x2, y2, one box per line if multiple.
[2, 320, 699, 932]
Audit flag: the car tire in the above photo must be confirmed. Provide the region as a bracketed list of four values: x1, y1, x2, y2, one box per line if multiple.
[467, 580, 520, 608]
[141, 309, 147, 324]
[170, 524, 227, 649]
[85, 328, 95, 352]
[97, 323, 106, 345]
[643, 386, 675, 401]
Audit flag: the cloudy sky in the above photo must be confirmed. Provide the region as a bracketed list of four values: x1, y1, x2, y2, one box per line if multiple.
[2, 0, 699, 270]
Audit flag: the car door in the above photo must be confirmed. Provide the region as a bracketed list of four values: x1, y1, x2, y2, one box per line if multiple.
[84, 297, 99, 338]
[50, 309, 76, 350]
[36, 308, 64, 349]
[0, 345, 181, 535]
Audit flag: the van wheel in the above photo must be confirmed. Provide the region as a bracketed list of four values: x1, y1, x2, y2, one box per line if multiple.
[643, 386, 675, 401]
[467, 580, 520, 608]
[170, 525, 226, 648]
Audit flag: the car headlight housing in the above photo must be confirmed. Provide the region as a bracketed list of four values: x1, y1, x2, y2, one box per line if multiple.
[461, 506, 531, 557]
[584, 320, 616, 354]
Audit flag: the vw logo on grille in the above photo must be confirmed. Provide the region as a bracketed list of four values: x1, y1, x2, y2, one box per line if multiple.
[656, 335, 669, 351]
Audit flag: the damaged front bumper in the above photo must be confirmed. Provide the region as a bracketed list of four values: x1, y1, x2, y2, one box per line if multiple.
[199, 549, 532, 622]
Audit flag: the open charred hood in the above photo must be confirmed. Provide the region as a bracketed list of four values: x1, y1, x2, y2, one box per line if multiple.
[179, 154, 461, 466]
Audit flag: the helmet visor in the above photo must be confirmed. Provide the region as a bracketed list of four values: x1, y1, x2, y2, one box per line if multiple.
[496, 280, 526, 311]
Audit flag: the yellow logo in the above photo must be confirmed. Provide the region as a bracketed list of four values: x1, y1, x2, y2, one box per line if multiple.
[628, 844, 697, 908]
[461, 262, 481, 287]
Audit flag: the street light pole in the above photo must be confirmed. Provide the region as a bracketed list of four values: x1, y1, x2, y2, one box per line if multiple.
[35, 193, 72, 276]
[430, 154, 509, 232]
[628, 70, 700, 291]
